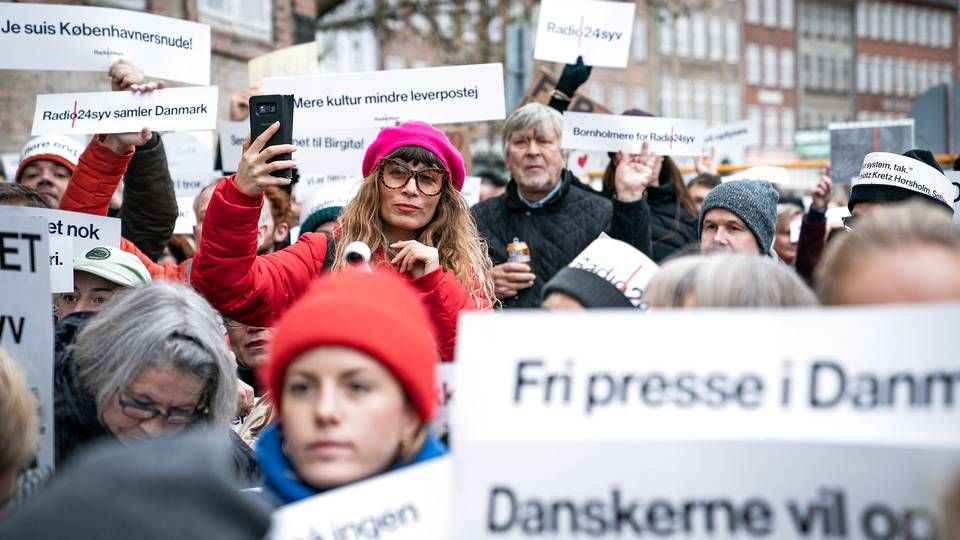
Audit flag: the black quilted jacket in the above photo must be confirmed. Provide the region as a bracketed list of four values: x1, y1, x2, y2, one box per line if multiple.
[472, 171, 652, 308]
[597, 180, 699, 262]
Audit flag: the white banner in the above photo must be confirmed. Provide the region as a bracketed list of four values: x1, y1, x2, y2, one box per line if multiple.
[453, 304, 960, 445]
[0, 3, 210, 85]
[561, 112, 706, 157]
[856, 152, 955, 209]
[269, 456, 452, 540]
[456, 441, 960, 539]
[218, 121, 248, 173]
[533, 0, 636, 68]
[568, 234, 658, 307]
[703, 119, 760, 156]
[32, 86, 219, 136]
[0, 207, 54, 469]
[292, 128, 379, 177]
[262, 64, 506, 129]
[162, 130, 216, 178]
[460, 176, 482, 207]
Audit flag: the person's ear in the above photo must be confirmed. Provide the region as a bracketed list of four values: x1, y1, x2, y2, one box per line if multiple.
[256, 223, 269, 248]
[274, 222, 290, 244]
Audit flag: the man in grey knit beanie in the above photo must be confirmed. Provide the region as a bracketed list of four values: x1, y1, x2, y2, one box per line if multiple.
[698, 180, 779, 255]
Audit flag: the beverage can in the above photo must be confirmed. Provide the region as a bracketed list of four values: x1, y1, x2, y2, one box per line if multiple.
[506, 237, 531, 264]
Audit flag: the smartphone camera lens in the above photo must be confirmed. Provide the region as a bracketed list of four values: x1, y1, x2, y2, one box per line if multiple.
[256, 103, 277, 115]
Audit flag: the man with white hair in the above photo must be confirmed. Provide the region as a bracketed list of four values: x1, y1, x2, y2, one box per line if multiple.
[472, 103, 653, 308]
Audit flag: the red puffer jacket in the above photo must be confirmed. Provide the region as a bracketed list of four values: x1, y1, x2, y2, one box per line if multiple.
[191, 178, 486, 362]
[59, 136, 190, 283]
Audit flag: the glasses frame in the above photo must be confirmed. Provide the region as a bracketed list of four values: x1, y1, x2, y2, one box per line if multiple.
[118, 393, 206, 425]
[378, 158, 446, 197]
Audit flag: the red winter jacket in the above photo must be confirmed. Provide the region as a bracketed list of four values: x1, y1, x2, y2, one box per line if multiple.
[59, 136, 191, 283]
[191, 178, 486, 362]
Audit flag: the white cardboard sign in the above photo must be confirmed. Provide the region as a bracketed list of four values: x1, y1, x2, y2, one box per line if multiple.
[568, 234, 658, 307]
[0, 207, 54, 469]
[292, 128, 379, 177]
[269, 456, 452, 540]
[723, 165, 791, 185]
[945, 171, 960, 223]
[174, 196, 197, 235]
[0, 3, 210, 85]
[856, 152, 954, 210]
[218, 121, 248, 173]
[162, 130, 216, 178]
[703, 119, 760, 154]
[533, 0, 636, 68]
[453, 304, 960, 445]
[561, 112, 706, 157]
[460, 176, 482, 207]
[295, 175, 362, 206]
[455, 441, 960, 539]
[32, 86, 219, 136]
[431, 364, 455, 439]
[261, 64, 506, 129]
[48, 236, 74, 293]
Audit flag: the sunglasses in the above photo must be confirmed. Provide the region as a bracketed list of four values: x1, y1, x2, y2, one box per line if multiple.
[378, 158, 447, 197]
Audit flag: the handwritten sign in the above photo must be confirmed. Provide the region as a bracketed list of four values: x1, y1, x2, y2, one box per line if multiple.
[32, 86, 218, 136]
[562, 112, 706, 156]
[534, 0, 636, 68]
[0, 3, 210, 85]
[261, 64, 505, 129]
[829, 119, 914, 184]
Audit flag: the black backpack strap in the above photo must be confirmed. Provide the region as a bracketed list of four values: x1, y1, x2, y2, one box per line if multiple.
[321, 232, 337, 273]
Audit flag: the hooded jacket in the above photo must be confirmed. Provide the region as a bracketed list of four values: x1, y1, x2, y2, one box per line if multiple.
[255, 423, 447, 507]
[472, 171, 652, 308]
[190, 177, 485, 362]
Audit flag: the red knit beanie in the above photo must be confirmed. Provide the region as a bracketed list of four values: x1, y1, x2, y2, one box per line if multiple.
[362, 121, 466, 192]
[263, 269, 438, 421]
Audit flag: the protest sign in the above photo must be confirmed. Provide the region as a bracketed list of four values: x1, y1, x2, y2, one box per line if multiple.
[0, 3, 210, 85]
[432, 363, 455, 439]
[704, 119, 760, 162]
[261, 64, 505, 129]
[297, 176, 362, 225]
[562, 112, 706, 157]
[460, 176, 482, 207]
[855, 152, 954, 210]
[292, 128, 379, 177]
[48, 236, 74, 293]
[943, 171, 960, 223]
[454, 441, 960, 539]
[162, 131, 216, 177]
[248, 41, 318, 88]
[1, 152, 21, 181]
[269, 456, 452, 540]
[218, 121, 248, 173]
[521, 67, 610, 114]
[829, 119, 914, 184]
[0, 207, 54, 469]
[723, 165, 791, 185]
[534, 0, 636, 68]
[174, 196, 197, 235]
[567, 234, 658, 307]
[453, 304, 960, 445]
[32, 86, 219, 136]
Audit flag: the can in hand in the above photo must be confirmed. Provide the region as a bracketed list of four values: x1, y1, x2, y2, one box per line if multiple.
[506, 237, 531, 264]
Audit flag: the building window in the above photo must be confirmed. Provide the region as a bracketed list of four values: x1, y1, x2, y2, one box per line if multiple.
[632, 19, 647, 63]
[588, 83, 605, 103]
[880, 2, 892, 41]
[802, 53, 812, 89]
[610, 85, 626, 114]
[781, 109, 795, 151]
[894, 58, 905, 97]
[632, 87, 649, 111]
[869, 56, 881, 94]
[868, 1, 880, 40]
[824, 57, 835, 91]
[694, 81, 708, 120]
[856, 1, 867, 37]
[763, 45, 778, 88]
[905, 6, 916, 44]
[725, 19, 739, 64]
[892, 4, 904, 42]
[746, 0, 760, 24]
[780, 48, 794, 89]
[823, 4, 835, 41]
[660, 78, 674, 117]
[881, 56, 893, 95]
[837, 6, 850, 41]
[746, 43, 761, 85]
[197, 0, 272, 42]
[764, 107, 779, 148]
[676, 15, 691, 57]
[840, 58, 851, 92]
[692, 14, 707, 59]
[726, 84, 740, 122]
[941, 17, 952, 49]
[857, 55, 867, 93]
[763, 0, 777, 27]
[814, 55, 824, 90]
[748, 106, 763, 146]
[677, 79, 692, 118]
[709, 16, 723, 62]
[905, 62, 916, 96]
[780, 0, 793, 29]
[711, 84, 724, 123]
[659, 9, 674, 54]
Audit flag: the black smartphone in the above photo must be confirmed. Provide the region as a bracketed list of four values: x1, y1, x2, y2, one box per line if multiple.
[249, 94, 295, 179]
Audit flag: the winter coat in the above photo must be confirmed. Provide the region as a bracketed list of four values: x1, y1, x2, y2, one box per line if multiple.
[59, 134, 190, 282]
[255, 423, 447, 507]
[472, 171, 652, 308]
[190, 177, 483, 362]
[598, 179, 698, 262]
[52, 312, 261, 486]
[795, 208, 828, 285]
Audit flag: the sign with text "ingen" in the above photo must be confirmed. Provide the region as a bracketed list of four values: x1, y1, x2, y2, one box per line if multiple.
[452, 304, 960, 538]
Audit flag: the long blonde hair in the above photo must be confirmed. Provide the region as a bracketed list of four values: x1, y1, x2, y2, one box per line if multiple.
[333, 146, 495, 307]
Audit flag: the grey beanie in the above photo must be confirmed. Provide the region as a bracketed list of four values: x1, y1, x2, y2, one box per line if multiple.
[698, 180, 779, 254]
[542, 267, 635, 308]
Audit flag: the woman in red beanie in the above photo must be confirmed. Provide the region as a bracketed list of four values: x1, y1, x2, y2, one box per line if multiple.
[192, 121, 494, 362]
[256, 270, 445, 506]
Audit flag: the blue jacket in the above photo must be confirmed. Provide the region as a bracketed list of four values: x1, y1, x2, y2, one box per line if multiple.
[256, 423, 447, 507]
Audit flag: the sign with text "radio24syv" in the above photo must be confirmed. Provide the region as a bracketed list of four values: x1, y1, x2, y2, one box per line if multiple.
[0, 3, 210, 85]
[32, 86, 218, 136]
[261, 64, 506, 129]
[534, 0, 636, 68]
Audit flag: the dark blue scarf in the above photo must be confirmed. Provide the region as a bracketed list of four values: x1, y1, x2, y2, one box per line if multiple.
[256, 422, 447, 505]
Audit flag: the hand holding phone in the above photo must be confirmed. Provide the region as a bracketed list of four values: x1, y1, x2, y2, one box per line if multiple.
[234, 121, 298, 196]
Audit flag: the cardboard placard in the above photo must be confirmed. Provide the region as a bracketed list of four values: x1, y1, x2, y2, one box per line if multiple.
[269, 456, 452, 540]
[261, 64, 505, 129]
[703, 119, 760, 157]
[0, 3, 210, 85]
[534, 0, 636, 68]
[297, 176, 363, 226]
[174, 196, 197, 235]
[723, 165, 791, 185]
[218, 121, 248, 174]
[248, 41, 318, 88]
[829, 120, 914, 184]
[562, 112, 706, 156]
[292, 128, 379, 178]
[162, 130, 217, 178]
[32, 86, 219, 136]
[0, 207, 54, 469]
[460, 176, 482, 207]
[567, 234, 658, 307]
[520, 67, 611, 114]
